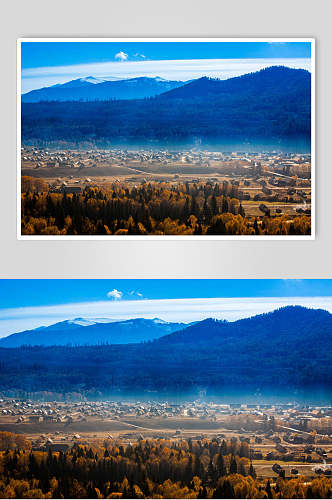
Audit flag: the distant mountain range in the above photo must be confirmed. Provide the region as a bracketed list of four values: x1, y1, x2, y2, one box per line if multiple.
[0, 318, 188, 347]
[21, 76, 186, 103]
[0, 306, 330, 397]
[21, 66, 311, 145]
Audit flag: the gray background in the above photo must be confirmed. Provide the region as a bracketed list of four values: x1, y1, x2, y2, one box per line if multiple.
[0, 0, 330, 278]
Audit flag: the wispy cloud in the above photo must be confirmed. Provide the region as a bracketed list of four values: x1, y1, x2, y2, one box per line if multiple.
[106, 289, 143, 301]
[129, 291, 143, 298]
[0, 296, 330, 339]
[21, 57, 311, 93]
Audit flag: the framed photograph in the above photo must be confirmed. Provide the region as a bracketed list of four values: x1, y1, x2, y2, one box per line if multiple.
[18, 38, 315, 239]
[0, 279, 331, 499]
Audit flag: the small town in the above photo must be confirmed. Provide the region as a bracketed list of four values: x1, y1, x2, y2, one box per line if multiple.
[0, 397, 330, 479]
[21, 147, 311, 219]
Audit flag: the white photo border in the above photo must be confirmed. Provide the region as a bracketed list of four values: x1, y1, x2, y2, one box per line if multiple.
[17, 37, 316, 240]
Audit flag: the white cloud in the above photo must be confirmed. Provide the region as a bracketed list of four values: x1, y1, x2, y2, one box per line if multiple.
[21, 57, 311, 93]
[106, 289, 123, 300]
[115, 51, 128, 61]
[0, 295, 331, 339]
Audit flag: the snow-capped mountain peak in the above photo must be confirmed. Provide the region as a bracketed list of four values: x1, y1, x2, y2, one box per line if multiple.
[152, 76, 167, 82]
[22, 76, 186, 102]
[67, 318, 98, 327]
[152, 318, 168, 324]
[78, 76, 105, 84]
[0, 318, 188, 347]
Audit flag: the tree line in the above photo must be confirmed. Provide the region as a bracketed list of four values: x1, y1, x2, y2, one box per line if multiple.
[21, 179, 311, 236]
[1, 432, 331, 498]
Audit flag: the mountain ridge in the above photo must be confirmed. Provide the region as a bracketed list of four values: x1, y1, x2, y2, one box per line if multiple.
[158, 66, 310, 100]
[156, 305, 330, 345]
[22, 76, 186, 103]
[0, 317, 189, 347]
[22, 66, 311, 144]
[0, 306, 331, 395]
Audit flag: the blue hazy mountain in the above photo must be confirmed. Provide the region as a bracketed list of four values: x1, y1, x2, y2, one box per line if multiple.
[0, 306, 331, 397]
[157, 305, 329, 345]
[21, 76, 185, 103]
[22, 66, 311, 144]
[159, 66, 310, 101]
[0, 318, 188, 347]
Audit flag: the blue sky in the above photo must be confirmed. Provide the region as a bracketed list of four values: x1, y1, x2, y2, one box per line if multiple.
[21, 41, 312, 93]
[22, 42, 311, 68]
[0, 279, 330, 308]
[0, 280, 331, 338]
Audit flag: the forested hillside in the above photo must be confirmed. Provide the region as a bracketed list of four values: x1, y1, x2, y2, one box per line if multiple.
[0, 307, 330, 398]
[21, 67, 311, 145]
